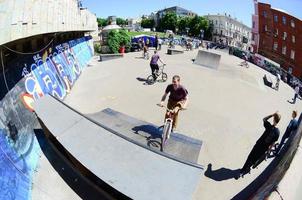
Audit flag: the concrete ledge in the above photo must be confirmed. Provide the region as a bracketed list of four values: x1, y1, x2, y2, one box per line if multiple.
[167, 48, 184, 55]
[99, 53, 123, 62]
[194, 50, 221, 70]
[263, 75, 273, 88]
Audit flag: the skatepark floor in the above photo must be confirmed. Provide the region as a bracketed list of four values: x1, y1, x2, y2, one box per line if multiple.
[33, 45, 302, 200]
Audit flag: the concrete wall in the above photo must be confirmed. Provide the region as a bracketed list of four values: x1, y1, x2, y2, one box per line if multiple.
[0, 0, 98, 45]
[0, 36, 94, 200]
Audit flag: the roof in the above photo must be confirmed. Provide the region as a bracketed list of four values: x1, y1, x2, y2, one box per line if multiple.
[102, 24, 122, 31]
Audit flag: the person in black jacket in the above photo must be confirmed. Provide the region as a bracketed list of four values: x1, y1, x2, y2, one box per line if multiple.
[239, 112, 281, 176]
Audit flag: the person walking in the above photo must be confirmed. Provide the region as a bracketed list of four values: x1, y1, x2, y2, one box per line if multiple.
[239, 112, 281, 176]
[276, 110, 298, 155]
[292, 85, 300, 104]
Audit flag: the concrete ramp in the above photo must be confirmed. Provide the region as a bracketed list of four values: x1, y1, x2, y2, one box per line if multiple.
[34, 95, 203, 200]
[88, 108, 202, 164]
[194, 50, 221, 70]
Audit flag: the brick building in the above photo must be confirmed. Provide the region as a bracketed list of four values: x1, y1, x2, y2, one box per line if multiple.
[252, 1, 302, 78]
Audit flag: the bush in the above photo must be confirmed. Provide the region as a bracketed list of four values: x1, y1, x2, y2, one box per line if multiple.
[94, 43, 101, 54]
[107, 29, 131, 53]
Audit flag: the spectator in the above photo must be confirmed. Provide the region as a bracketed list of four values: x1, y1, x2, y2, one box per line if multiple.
[276, 110, 299, 155]
[239, 112, 281, 177]
[291, 85, 300, 104]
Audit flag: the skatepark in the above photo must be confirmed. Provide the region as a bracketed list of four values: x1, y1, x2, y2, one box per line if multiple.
[31, 45, 302, 199]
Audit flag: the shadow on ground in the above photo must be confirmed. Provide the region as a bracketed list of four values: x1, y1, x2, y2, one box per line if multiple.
[204, 163, 240, 181]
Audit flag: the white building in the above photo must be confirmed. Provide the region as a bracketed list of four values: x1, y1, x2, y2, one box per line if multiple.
[205, 14, 252, 51]
[0, 0, 98, 45]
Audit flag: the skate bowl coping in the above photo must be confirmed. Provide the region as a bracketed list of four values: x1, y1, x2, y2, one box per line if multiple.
[194, 50, 221, 70]
[33, 95, 203, 200]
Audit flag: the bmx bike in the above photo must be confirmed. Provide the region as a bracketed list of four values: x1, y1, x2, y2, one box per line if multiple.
[157, 103, 185, 151]
[146, 64, 167, 85]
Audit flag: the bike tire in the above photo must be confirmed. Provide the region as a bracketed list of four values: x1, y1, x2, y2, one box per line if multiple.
[162, 73, 168, 82]
[146, 75, 155, 85]
[161, 120, 172, 151]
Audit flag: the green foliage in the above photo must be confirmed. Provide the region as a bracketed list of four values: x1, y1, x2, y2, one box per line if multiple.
[119, 29, 131, 52]
[158, 12, 178, 32]
[141, 18, 155, 28]
[189, 16, 209, 37]
[116, 17, 127, 26]
[204, 22, 213, 40]
[94, 43, 101, 54]
[177, 16, 193, 33]
[97, 18, 107, 27]
[108, 30, 121, 53]
[107, 29, 131, 53]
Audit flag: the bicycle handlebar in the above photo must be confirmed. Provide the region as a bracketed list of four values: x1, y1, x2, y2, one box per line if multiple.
[156, 103, 186, 113]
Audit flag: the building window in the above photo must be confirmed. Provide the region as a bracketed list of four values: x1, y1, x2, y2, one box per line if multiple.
[264, 25, 268, 31]
[273, 42, 278, 51]
[221, 30, 223, 35]
[291, 20, 295, 28]
[216, 20, 218, 25]
[292, 35, 296, 43]
[282, 46, 287, 55]
[283, 32, 287, 40]
[253, 21, 255, 28]
[282, 16, 286, 25]
[291, 50, 295, 60]
[263, 11, 267, 18]
[274, 15, 278, 22]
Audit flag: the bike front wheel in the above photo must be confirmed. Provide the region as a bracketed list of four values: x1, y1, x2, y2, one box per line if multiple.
[161, 120, 172, 151]
[162, 73, 168, 82]
[146, 75, 155, 85]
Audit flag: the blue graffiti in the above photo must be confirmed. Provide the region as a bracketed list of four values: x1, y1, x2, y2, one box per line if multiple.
[24, 36, 93, 100]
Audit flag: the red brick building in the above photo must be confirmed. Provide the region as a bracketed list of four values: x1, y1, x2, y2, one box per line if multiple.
[252, 1, 302, 78]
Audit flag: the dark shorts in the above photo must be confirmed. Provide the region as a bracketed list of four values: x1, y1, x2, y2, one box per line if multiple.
[150, 63, 159, 70]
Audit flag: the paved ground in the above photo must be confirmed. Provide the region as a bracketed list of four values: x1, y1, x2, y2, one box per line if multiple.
[35, 45, 302, 199]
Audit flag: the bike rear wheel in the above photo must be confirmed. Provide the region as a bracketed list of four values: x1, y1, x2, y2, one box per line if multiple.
[161, 120, 172, 151]
[146, 75, 155, 85]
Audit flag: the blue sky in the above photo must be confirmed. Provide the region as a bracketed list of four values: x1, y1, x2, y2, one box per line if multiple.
[82, 0, 302, 27]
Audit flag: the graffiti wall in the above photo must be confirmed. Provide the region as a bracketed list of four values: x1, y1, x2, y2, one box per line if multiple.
[0, 36, 94, 199]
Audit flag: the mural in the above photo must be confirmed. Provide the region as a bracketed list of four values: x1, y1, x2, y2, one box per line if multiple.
[0, 36, 94, 199]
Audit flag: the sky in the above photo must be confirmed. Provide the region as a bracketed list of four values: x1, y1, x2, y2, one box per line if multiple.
[82, 0, 302, 27]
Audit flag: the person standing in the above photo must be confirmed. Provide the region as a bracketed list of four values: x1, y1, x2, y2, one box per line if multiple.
[155, 34, 159, 50]
[276, 110, 299, 155]
[292, 85, 300, 104]
[275, 73, 281, 90]
[239, 112, 281, 176]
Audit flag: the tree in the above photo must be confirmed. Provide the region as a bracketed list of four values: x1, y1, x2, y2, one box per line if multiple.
[107, 29, 131, 53]
[204, 22, 214, 40]
[97, 18, 107, 27]
[116, 17, 127, 26]
[188, 16, 209, 37]
[158, 12, 177, 32]
[177, 16, 192, 34]
[141, 18, 155, 28]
